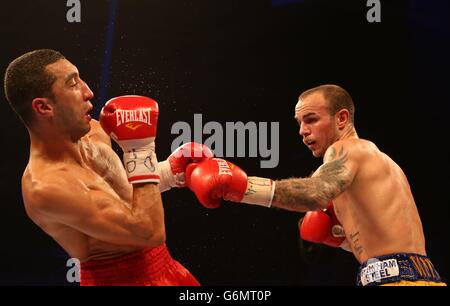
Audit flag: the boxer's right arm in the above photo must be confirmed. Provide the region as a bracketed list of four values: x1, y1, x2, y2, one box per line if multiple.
[28, 174, 164, 248]
[299, 202, 351, 252]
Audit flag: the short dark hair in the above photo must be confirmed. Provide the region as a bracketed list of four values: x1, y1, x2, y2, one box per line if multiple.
[4, 49, 65, 127]
[300, 84, 355, 123]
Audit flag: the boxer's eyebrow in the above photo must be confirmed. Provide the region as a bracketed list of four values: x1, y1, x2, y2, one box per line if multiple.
[303, 113, 316, 118]
[295, 112, 314, 122]
[64, 72, 79, 83]
[298, 113, 316, 122]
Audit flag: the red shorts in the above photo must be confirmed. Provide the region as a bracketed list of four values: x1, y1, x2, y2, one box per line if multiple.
[80, 244, 200, 286]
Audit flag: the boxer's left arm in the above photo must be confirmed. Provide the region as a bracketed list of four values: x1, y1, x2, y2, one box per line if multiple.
[87, 119, 213, 193]
[186, 141, 359, 211]
[272, 141, 359, 212]
[158, 142, 214, 192]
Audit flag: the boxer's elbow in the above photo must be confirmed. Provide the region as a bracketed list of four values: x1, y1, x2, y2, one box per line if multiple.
[145, 227, 166, 247]
[139, 233, 166, 248]
[297, 196, 329, 211]
[314, 198, 330, 210]
[128, 218, 166, 247]
[310, 178, 342, 209]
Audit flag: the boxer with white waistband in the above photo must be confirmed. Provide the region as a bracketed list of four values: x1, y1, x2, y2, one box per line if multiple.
[185, 84, 446, 286]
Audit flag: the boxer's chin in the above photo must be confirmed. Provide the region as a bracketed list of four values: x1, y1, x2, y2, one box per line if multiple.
[311, 148, 324, 158]
[84, 122, 92, 135]
[72, 122, 91, 142]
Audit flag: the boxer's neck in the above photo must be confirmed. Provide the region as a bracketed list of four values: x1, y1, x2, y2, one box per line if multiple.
[29, 129, 84, 165]
[338, 125, 358, 141]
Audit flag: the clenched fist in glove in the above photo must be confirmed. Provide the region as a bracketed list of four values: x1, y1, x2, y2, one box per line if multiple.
[299, 201, 351, 252]
[158, 142, 214, 192]
[100, 95, 160, 184]
[185, 158, 275, 208]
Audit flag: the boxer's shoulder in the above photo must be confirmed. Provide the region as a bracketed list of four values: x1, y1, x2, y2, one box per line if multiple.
[81, 119, 117, 165]
[326, 138, 380, 163]
[84, 119, 111, 147]
[332, 138, 376, 151]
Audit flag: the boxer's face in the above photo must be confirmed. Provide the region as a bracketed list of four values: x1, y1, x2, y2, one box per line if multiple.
[46, 59, 94, 141]
[295, 92, 338, 157]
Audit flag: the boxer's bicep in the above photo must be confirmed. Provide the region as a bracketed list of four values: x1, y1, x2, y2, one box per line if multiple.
[31, 177, 156, 247]
[272, 143, 357, 212]
[313, 143, 358, 196]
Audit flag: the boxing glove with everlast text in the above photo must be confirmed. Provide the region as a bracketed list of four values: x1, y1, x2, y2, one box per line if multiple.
[100, 95, 160, 184]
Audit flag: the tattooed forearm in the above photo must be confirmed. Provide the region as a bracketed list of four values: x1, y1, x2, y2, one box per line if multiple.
[272, 146, 353, 212]
[273, 178, 321, 211]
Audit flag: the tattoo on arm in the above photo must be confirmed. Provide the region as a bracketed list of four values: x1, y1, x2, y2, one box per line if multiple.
[272, 146, 353, 212]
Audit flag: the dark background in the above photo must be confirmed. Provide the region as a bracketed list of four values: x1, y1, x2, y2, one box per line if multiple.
[0, 0, 449, 285]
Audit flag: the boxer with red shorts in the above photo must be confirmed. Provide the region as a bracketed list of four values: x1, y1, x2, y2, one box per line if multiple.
[80, 244, 199, 286]
[4, 49, 211, 286]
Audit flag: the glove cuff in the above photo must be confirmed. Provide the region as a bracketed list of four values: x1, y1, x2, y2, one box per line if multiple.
[121, 138, 160, 184]
[241, 177, 275, 208]
[158, 159, 177, 192]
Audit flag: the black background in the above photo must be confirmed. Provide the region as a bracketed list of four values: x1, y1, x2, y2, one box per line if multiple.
[0, 0, 449, 285]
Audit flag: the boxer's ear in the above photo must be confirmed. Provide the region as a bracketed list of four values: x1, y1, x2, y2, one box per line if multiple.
[335, 109, 349, 129]
[32, 97, 53, 116]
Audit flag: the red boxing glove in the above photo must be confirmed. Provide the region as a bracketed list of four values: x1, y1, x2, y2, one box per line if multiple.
[299, 202, 347, 248]
[158, 142, 214, 192]
[185, 158, 247, 208]
[100, 95, 160, 184]
[185, 158, 274, 208]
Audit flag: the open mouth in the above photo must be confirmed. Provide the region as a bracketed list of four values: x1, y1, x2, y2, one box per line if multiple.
[85, 108, 93, 121]
[305, 139, 316, 146]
